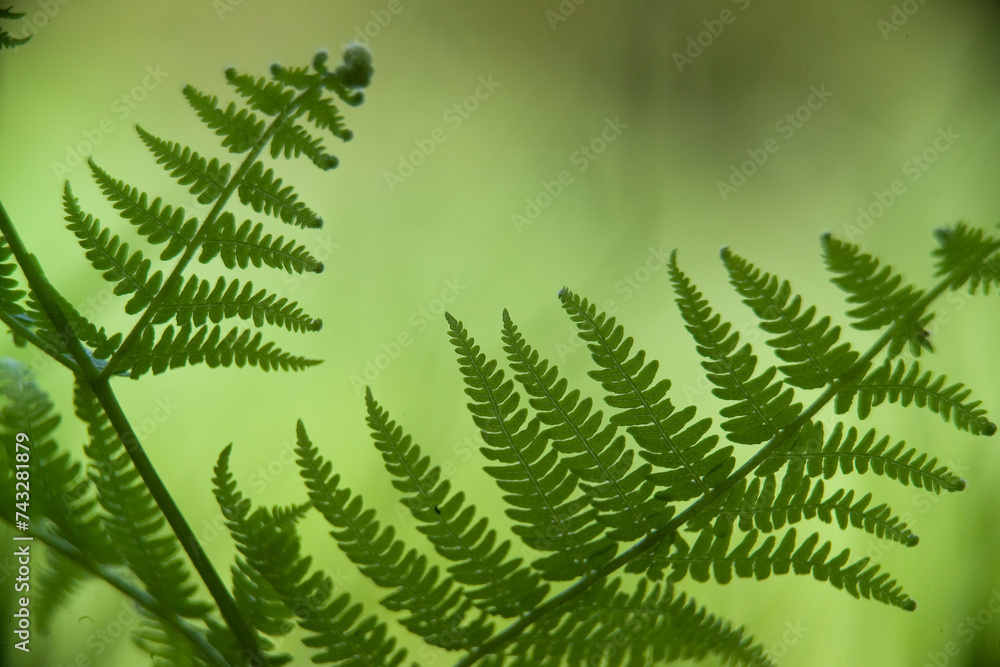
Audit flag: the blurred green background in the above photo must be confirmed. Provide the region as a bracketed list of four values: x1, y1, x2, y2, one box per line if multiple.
[2, 0, 1000, 665]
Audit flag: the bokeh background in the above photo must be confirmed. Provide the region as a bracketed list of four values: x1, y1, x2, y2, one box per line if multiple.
[1, 1, 1000, 665]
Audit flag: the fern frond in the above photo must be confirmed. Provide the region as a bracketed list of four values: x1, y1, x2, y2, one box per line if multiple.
[669, 253, 802, 445]
[295, 421, 493, 649]
[132, 611, 206, 667]
[211, 445, 304, 658]
[125, 324, 321, 377]
[271, 118, 337, 170]
[74, 382, 211, 618]
[89, 160, 198, 260]
[0, 6, 28, 49]
[200, 212, 323, 274]
[300, 88, 353, 140]
[224, 68, 295, 116]
[781, 421, 966, 493]
[153, 275, 321, 332]
[933, 221, 1000, 293]
[63, 183, 164, 315]
[821, 234, 931, 357]
[641, 526, 915, 610]
[723, 248, 863, 389]
[238, 504, 411, 666]
[0, 361, 117, 562]
[509, 579, 773, 667]
[238, 161, 322, 228]
[501, 310, 670, 542]
[183, 85, 266, 154]
[698, 464, 918, 547]
[365, 389, 550, 619]
[0, 236, 26, 317]
[559, 288, 734, 502]
[447, 312, 618, 581]
[136, 125, 232, 205]
[841, 360, 997, 435]
[34, 550, 90, 633]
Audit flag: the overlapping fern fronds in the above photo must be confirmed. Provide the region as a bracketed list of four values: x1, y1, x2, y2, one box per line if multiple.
[2, 25, 999, 666]
[175, 223, 994, 665]
[6, 46, 372, 383]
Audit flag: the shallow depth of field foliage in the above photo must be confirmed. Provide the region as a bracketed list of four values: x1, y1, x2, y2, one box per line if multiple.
[1, 2, 1000, 666]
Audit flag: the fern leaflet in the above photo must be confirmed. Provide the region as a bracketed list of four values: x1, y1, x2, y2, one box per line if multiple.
[365, 389, 550, 619]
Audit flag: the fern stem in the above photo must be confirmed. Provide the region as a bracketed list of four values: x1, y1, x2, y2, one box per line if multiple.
[0, 200, 264, 663]
[102, 80, 329, 379]
[0, 521, 229, 667]
[85, 378, 265, 663]
[0, 308, 77, 373]
[454, 274, 955, 666]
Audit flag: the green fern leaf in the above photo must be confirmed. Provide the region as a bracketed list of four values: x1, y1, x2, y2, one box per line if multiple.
[780, 421, 966, 493]
[237, 505, 411, 665]
[642, 526, 916, 610]
[0, 6, 29, 49]
[699, 464, 918, 547]
[33, 546, 90, 633]
[933, 221, 1000, 293]
[295, 421, 493, 649]
[89, 159, 198, 261]
[669, 253, 802, 445]
[74, 382, 210, 618]
[448, 312, 618, 581]
[722, 248, 862, 389]
[0, 361, 117, 562]
[559, 288, 735, 502]
[501, 309, 670, 542]
[132, 611, 205, 667]
[211, 445, 302, 654]
[300, 88, 353, 140]
[153, 274, 320, 332]
[239, 161, 322, 228]
[842, 360, 996, 435]
[365, 389, 549, 619]
[183, 85, 266, 154]
[821, 234, 931, 357]
[224, 68, 295, 116]
[269, 62, 322, 91]
[200, 212, 323, 274]
[509, 578, 773, 667]
[0, 236, 26, 317]
[271, 118, 338, 170]
[63, 183, 164, 314]
[125, 324, 320, 377]
[13, 290, 122, 364]
[136, 125, 232, 205]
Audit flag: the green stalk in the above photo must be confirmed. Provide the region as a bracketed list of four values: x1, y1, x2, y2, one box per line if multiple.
[0, 200, 264, 664]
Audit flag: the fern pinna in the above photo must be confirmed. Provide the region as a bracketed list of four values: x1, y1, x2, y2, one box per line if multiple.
[0, 45, 372, 665]
[203, 224, 994, 665]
